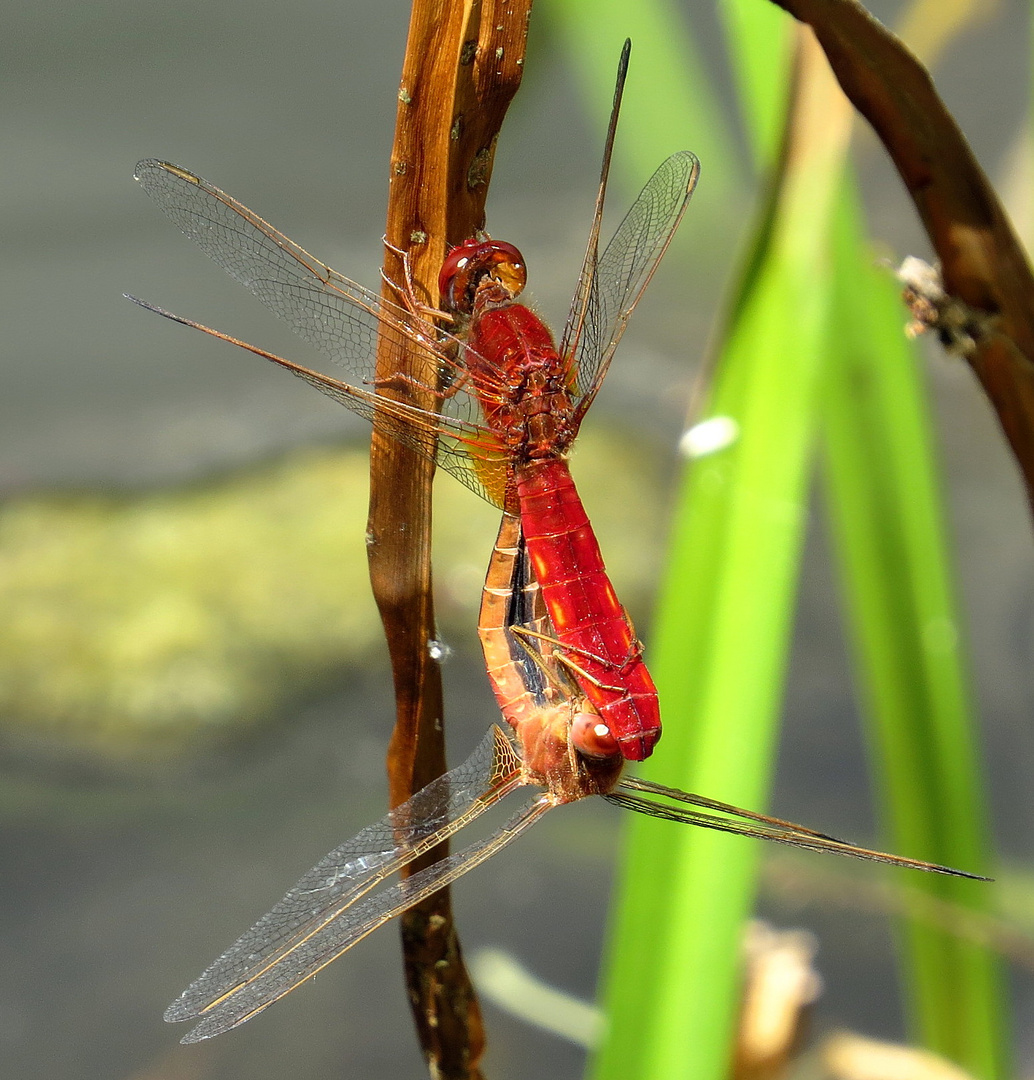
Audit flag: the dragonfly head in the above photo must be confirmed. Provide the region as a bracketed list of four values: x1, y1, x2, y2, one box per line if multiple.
[516, 706, 623, 801]
[439, 238, 527, 314]
[570, 712, 621, 760]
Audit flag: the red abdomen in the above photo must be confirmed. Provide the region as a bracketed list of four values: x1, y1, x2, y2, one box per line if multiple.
[516, 458, 661, 761]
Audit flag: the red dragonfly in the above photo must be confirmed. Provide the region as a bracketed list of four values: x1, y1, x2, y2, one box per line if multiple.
[129, 46, 694, 762]
[162, 508, 985, 1044]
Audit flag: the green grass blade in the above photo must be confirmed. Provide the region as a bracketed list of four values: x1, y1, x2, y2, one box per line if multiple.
[719, 0, 795, 163]
[553, 6, 1008, 1080]
[822, 187, 1009, 1080]
[591, 57, 853, 1080]
[543, 0, 746, 247]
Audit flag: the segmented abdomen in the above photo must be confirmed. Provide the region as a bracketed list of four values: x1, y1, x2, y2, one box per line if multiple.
[516, 458, 661, 761]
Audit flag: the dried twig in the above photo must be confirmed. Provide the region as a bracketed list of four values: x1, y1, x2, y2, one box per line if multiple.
[770, 0, 1034, 512]
[367, 2, 532, 1076]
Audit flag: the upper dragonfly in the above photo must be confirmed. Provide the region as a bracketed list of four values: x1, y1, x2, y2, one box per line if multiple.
[130, 45, 697, 761]
[162, 508, 988, 1045]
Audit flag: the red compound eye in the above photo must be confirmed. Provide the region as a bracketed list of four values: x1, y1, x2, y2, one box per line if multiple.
[438, 239, 526, 313]
[437, 239, 482, 309]
[571, 712, 621, 759]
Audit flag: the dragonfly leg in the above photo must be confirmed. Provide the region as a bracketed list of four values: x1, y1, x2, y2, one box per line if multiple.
[511, 626, 645, 687]
[369, 363, 476, 406]
[617, 612, 646, 665]
[374, 245, 474, 403]
[552, 652, 627, 696]
[381, 235, 457, 325]
[371, 369, 446, 396]
[508, 624, 580, 697]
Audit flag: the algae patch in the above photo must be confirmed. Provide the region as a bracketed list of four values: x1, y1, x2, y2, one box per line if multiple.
[0, 430, 661, 757]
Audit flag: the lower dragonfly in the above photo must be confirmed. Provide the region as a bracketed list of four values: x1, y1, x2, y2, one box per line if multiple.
[163, 512, 988, 1044]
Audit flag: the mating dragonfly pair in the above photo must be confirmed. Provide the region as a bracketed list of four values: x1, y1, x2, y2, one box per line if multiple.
[132, 45, 984, 1045]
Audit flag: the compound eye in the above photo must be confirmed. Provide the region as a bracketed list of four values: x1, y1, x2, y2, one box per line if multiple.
[438, 239, 483, 312]
[438, 239, 527, 313]
[571, 712, 620, 759]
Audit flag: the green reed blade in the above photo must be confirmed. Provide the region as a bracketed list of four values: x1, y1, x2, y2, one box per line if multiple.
[822, 186, 1007, 1079]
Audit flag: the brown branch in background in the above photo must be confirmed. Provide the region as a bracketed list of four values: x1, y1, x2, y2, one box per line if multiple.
[762, 855, 1034, 972]
[367, 1, 531, 1077]
[769, 0, 1034, 514]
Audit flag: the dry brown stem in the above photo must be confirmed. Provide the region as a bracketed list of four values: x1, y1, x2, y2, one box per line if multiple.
[771, 0, 1034, 512]
[366, 2, 532, 1077]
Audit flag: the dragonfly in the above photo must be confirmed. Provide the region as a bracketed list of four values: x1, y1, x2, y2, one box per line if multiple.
[163, 507, 987, 1044]
[129, 42, 695, 762]
[478, 511, 627, 779]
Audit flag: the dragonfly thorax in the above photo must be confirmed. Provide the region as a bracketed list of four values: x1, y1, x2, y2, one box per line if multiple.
[465, 305, 580, 462]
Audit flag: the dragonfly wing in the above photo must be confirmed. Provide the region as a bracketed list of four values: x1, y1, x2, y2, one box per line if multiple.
[166, 727, 525, 1038]
[135, 160, 440, 386]
[605, 785, 989, 880]
[179, 792, 552, 1043]
[560, 150, 700, 412]
[134, 160, 509, 505]
[289, 363, 511, 508]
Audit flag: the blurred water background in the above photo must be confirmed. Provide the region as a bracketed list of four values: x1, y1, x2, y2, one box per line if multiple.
[2, 0, 1034, 1078]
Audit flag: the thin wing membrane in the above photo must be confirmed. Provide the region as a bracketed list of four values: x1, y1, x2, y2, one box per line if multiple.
[179, 793, 551, 1042]
[606, 781, 989, 879]
[134, 159, 510, 503]
[166, 727, 525, 1039]
[562, 150, 700, 412]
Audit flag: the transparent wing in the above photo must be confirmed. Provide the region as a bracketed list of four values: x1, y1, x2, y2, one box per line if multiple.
[607, 779, 990, 879]
[133, 159, 510, 504]
[165, 727, 532, 1042]
[126, 297, 510, 506]
[560, 150, 700, 414]
[177, 793, 551, 1043]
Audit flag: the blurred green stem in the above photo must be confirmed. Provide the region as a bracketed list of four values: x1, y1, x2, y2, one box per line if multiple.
[822, 187, 1008, 1079]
